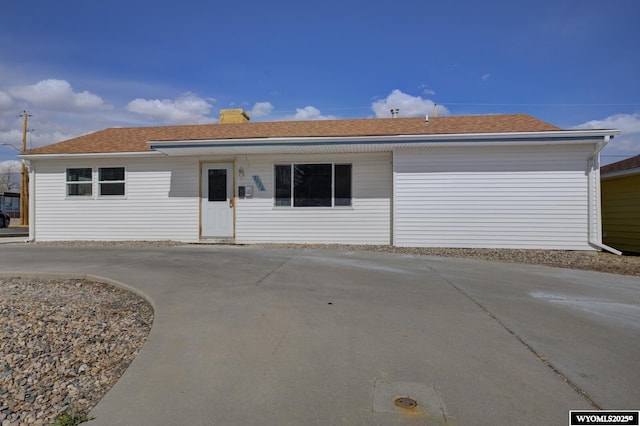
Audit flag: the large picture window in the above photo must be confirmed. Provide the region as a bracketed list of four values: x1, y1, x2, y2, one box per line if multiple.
[66, 168, 92, 196]
[274, 163, 352, 207]
[98, 167, 125, 196]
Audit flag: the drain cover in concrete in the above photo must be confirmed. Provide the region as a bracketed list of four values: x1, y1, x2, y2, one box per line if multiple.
[372, 380, 449, 423]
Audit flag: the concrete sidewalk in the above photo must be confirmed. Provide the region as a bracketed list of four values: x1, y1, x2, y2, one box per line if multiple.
[0, 244, 638, 425]
[0, 223, 28, 239]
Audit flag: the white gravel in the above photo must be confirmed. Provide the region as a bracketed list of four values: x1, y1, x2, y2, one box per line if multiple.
[0, 277, 153, 425]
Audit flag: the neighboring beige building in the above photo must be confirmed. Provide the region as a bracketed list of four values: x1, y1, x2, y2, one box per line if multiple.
[601, 154, 640, 253]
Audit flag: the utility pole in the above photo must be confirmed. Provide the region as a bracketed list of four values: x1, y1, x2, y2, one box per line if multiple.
[19, 110, 31, 226]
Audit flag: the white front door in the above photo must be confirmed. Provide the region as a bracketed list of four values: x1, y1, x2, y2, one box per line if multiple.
[201, 163, 234, 238]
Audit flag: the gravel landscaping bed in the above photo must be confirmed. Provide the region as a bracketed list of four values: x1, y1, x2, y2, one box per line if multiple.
[252, 244, 640, 277]
[0, 277, 153, 425]
[24, 241, 640, 276]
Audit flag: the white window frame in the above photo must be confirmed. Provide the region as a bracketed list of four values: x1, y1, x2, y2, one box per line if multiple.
[64, 166, 127, 199]
[97, 166, 126, 198]
[273, 162, 352, 208]
[65, 167, 93, 198]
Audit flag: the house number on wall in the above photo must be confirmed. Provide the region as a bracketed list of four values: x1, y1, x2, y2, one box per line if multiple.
[252, 175, 265, 191]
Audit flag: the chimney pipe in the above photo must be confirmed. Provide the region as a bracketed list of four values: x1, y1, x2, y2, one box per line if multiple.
[390, 108, 399, 118]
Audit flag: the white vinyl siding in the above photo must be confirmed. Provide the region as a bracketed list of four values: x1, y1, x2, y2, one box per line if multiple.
[235, 153, 391, 244]
[32, 157, 200, 241]
[30, 142, 598, 248]
[393, 144, 594, 249]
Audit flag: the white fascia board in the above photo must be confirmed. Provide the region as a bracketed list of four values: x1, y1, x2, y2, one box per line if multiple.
[20, 151, 165, 160]
[148, 129, 619, 151]
[21, 129, 620, 159]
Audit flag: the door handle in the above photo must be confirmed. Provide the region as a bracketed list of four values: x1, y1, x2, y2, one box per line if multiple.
[229, 198, 234, 208]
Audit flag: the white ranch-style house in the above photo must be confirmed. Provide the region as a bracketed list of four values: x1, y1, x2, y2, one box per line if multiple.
[21, 110, 619, 251]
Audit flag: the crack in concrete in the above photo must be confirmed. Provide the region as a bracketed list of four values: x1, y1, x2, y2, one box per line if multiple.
[253, 249, 304, 286]
[418, 258, 601, 410]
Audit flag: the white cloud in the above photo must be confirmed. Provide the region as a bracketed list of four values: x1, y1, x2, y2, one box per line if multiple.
[0, 91, 12, 111]
[417, 84, 435, 96]
[371, 89, 448, 118]
[482, 73, 491, 81]
[126, 92, 215, 125]
[576, 113, 640, 135]
[287, 106, 336, 121]
[249, 101, 274, 119]
[574, 112, 640, 157]
[8, 79, 107, 111]
[0, 129, 24, 149]
[0, 126, 78, 152]
[0, 160, 21, 169]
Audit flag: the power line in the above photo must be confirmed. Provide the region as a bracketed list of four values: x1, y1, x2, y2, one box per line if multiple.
[440, 103, 640, 107]
[268, 102, 640, 116]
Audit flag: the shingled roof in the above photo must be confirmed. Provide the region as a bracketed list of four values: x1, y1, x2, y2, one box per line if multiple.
[26, 114, 561, 155]
[600, 154, 640, 175]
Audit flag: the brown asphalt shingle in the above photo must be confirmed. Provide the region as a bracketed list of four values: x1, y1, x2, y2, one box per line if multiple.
[26, 114, 561, 155]
[601, 154, 640, 174]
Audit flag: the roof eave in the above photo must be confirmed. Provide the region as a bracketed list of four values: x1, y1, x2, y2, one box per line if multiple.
[20, 129, 620, 158]
[20, 151, 163, 160]
[148, 130, 618, 156]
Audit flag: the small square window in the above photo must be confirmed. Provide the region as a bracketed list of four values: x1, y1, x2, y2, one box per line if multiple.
[66, 168, 92, 196]
[98, 167, 125, 196]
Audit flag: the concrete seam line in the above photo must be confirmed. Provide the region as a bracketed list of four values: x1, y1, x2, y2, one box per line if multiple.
[416, 259, 602, 410]
[253, 248, 304, 286]
[0, 271, 157, 312]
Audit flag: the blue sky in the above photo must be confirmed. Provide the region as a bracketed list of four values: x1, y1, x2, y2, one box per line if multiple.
[1, 0, 639, 165]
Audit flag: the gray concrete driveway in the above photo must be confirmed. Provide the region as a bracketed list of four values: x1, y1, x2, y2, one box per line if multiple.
[0, 244, 638, 425]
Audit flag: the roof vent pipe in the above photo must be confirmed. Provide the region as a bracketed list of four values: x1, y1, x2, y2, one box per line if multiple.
[425, 114, 429, 124]
[390, 108, 399, 118]
[434, 104, 438, 118]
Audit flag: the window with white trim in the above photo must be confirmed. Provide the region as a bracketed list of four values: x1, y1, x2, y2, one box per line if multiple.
[274, 163, 352, 207]
[66, 168, 93, 196]
[98, 167, 126, 196]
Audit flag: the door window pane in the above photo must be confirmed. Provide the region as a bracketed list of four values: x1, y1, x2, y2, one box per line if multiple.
[208, 169, 227, 201]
